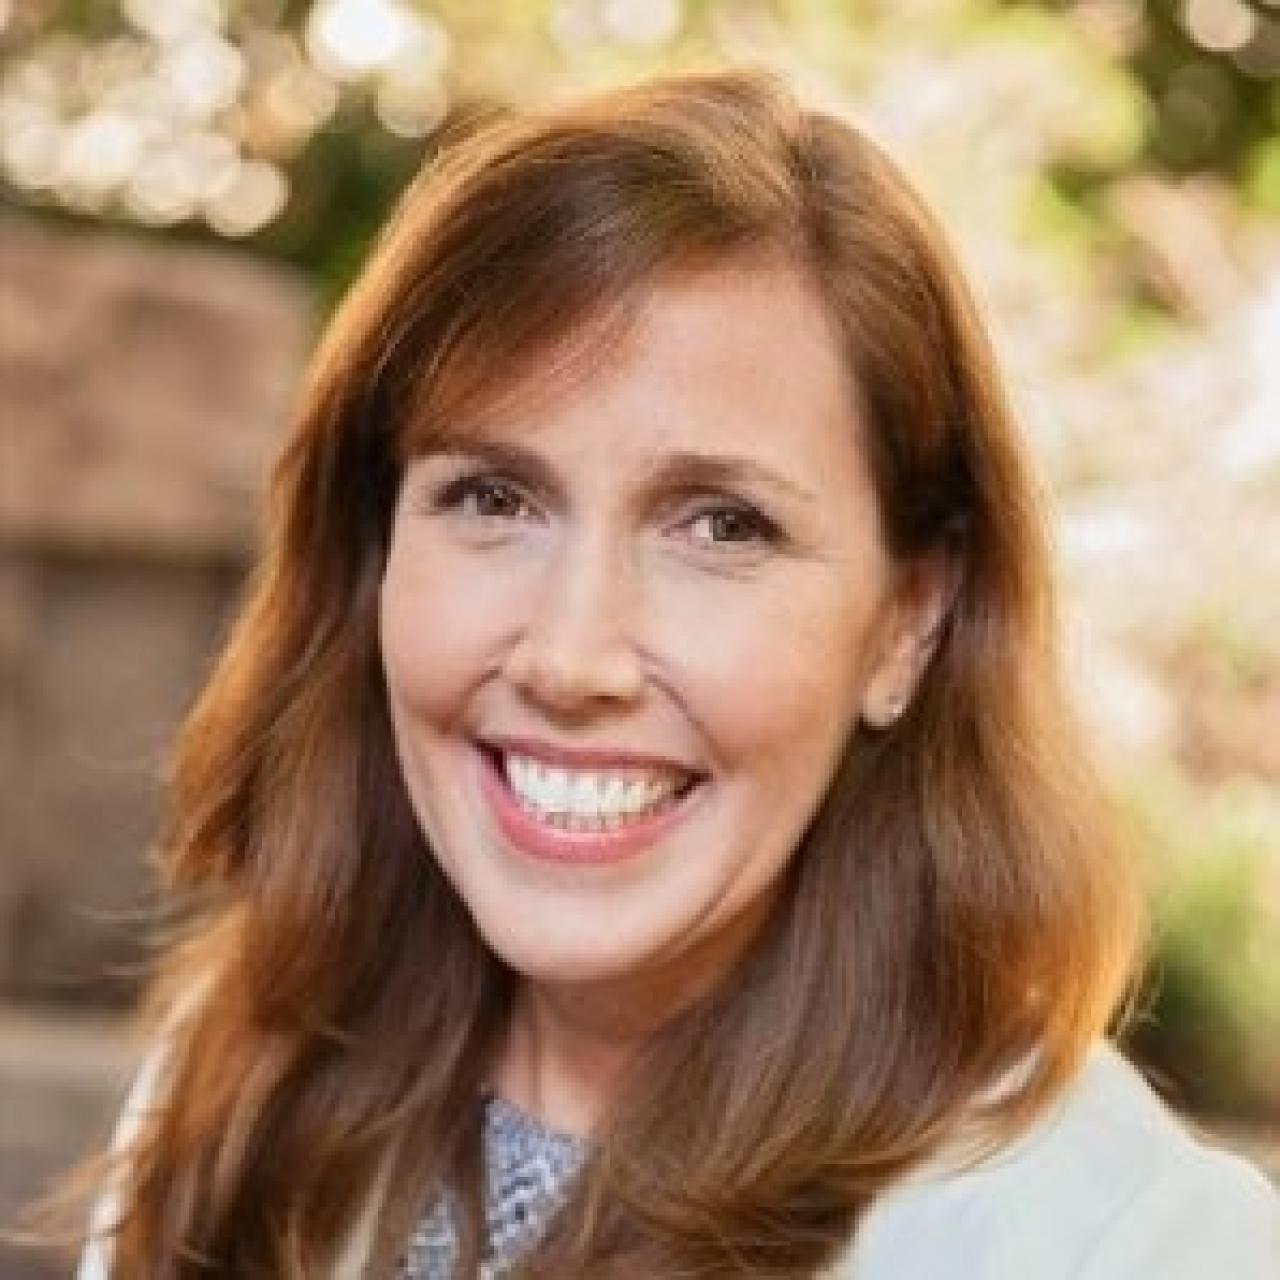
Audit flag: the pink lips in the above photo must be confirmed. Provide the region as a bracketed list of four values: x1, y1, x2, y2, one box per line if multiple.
[475, 743, 705, 866]
[481, 733, 698, 773]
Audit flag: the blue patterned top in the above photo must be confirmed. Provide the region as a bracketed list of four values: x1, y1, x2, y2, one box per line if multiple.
[399, 1091, 589, 1278]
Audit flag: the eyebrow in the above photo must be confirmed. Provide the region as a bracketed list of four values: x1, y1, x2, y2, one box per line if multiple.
[422, 438, 817, 507]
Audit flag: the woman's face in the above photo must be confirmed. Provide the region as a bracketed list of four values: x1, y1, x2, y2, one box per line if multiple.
[380, 259, 939, 1010]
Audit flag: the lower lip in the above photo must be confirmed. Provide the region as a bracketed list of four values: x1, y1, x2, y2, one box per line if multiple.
[475, 745, 705, 866]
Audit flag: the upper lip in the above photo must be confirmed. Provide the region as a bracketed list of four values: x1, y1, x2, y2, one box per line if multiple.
[480, 734, 702, 775]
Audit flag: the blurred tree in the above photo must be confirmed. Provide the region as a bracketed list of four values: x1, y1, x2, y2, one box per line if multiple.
[1010, 0, 1280, 208]
[2, 0, 1273, 307]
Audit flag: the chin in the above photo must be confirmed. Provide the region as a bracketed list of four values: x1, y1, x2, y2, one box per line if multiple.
[482, 925, 658, 987]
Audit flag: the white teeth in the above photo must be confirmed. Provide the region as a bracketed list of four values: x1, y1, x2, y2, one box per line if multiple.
[500, 752, 691, 825]
[623, 777, 649, 810]
[602, 775, 626, 809]
[570, 773, 598, 813]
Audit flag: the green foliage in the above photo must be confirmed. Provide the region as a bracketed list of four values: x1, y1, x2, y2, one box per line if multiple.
[1246, 135, 1280, 212]
[1123, 772, 1280, 1119]
[3, 0, 1268, 300]
[1183, 604, 1275, 696]
[1010, 0, 1280, 190]
[256, 96, 431, 311]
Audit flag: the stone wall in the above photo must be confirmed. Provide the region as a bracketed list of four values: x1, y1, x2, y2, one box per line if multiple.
[0, 212, 312, 1007]
[0, 212, 312, 1268]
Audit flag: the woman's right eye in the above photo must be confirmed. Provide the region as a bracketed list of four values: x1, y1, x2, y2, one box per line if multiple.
[429, 473, 534, 522]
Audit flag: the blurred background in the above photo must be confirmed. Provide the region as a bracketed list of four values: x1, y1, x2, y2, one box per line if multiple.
[1, 0, 1278, 1270]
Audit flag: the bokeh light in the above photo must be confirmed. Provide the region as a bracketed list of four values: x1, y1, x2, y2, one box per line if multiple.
[159, 31, 245, 118]
[122, 0, 226, 45]
[305, 0, 445, 80]
[0, 0, 341, 237]
[376, 70, 448, 137]
[601, 0, 682, 48]
[1182, 0, 1257, 54]
[1, 110, 60, 190]
[203, 156, 289, 236]
[550, 0, 683, 51]
[258, 57, 340, 149]
[57, 110, 146, 203]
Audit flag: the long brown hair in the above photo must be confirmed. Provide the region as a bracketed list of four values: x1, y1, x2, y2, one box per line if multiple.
[83, 67, 1142, 1276]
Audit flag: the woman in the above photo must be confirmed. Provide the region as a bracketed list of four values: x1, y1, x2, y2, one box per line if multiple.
[75, 67, 1277, 1277]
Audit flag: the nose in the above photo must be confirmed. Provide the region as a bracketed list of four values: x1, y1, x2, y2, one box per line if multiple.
[503, 532, 646, 714]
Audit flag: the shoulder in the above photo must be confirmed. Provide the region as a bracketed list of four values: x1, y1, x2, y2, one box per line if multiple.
[75, 1036, 170, 1279]
[831, 1042, 1280, 1280]
[76, 986, 204, 1280]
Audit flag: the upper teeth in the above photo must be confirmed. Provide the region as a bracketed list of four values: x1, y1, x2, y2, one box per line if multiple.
[502, 752, 690, 818]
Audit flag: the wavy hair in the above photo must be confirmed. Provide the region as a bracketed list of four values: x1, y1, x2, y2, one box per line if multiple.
[82, 67, 1142, 1276]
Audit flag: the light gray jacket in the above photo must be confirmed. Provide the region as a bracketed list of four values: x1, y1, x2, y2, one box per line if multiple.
[825, 1042, 1278, 1278]
[80, 1041, 1279, 1278]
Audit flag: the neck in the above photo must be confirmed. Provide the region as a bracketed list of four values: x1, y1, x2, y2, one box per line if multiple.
[491, 969, 684, 1138]
[488, 894, 780, 1137]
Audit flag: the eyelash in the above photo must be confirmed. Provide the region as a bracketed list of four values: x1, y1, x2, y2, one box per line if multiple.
[432, 474, 533, 523]
[427, 472, 782, 550]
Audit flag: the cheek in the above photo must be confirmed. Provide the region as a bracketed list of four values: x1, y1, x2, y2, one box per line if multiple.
[378, 537, 506, 719]
[659, 577, 874, 768]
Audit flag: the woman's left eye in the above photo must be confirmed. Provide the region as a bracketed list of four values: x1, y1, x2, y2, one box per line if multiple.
[683, 503, 780, 549]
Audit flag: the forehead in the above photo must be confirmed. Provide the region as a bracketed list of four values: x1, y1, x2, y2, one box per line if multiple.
[410, 258, 869, 477]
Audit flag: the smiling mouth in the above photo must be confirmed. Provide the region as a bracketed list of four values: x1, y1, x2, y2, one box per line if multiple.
[476, 742, 704, 834]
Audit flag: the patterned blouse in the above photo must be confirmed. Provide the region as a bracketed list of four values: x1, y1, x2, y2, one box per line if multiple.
[399, 1090, 589, 1278]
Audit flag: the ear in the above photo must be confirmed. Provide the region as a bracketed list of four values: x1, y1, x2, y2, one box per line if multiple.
[859, 548, 961, 729]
